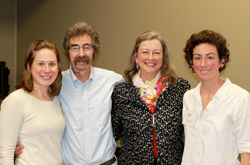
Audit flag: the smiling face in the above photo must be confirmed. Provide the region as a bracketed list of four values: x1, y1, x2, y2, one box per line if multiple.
[192, 43, 225, 82]
[30, 48, 59, 91]
[69, 34, 94, 74]
[135, 39, 163, 82]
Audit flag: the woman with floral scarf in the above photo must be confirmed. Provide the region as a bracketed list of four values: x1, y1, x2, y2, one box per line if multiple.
[111, 30, 190, 164]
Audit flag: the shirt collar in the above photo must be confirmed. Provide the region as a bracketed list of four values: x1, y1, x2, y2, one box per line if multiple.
[193, 82, 202, 103]
[213, 77, 231, 100]
[193, 77, 231, 102]
[69, 64, 94, 86]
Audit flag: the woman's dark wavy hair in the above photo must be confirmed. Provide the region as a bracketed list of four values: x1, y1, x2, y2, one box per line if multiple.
[183, 30, 230, 72]
[63, 21, 100, 60]
[124, 30, 178, 87]
[16, 39, 62, 97]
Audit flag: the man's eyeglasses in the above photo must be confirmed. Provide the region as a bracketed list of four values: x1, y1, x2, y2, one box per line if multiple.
[69, 44, 93, 52]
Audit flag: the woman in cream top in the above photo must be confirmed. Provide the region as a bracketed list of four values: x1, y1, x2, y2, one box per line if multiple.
[0, 39, 65, 164]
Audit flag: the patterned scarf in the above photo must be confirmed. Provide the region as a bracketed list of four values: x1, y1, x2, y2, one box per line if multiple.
[133, 71, 168, 159]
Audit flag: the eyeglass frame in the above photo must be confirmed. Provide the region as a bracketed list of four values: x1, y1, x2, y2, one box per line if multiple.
[69, 44, 93, 52]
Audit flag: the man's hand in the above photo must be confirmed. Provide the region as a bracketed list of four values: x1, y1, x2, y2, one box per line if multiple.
[15, 141, 24, 158]
[241, 153, 250, 165]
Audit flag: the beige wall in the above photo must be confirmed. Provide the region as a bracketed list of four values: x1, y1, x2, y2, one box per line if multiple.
[0, 0, 16, 103]
[3, 0, 250, 95]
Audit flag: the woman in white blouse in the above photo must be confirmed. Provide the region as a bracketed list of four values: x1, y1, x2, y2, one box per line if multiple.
[182, 30, 250, 165]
